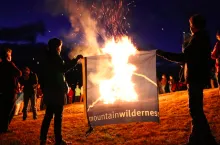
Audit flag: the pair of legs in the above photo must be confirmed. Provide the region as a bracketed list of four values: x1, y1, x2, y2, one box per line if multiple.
[169, 85, 173, 93]
[0, 92, 16, 133]
[23, 93, 37, 120]
[15, 92, 24, 115]
[216, 72, 220, 87]
[14, 103, 21, 116]
[187, 82, 217, 145]
[161, 85, 166, 94]
[68, 96, 72, 104]
[74, 96, 80, 102]
[40, 104, 63, 144]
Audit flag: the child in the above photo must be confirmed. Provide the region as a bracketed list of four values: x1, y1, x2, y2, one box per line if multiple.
[67, 87, 74, 104]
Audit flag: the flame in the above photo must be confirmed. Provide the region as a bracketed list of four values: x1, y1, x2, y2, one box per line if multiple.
[99, 36, 138, 104]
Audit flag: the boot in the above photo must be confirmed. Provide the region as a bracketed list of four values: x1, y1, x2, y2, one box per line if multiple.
[23, 113, 27, 121]
[33, 112, 37, 120]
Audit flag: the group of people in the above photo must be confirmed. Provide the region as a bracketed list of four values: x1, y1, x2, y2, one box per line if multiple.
[67, 84, 83, 104]
[14, 82, 44, 117]
[0, 14, 219, 145]
[158, 74, 177, 94]
[0, 38, 83, 145]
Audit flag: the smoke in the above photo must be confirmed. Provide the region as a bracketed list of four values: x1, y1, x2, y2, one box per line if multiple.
[45, 0, 102, 58]
[45, 0, 133, 58]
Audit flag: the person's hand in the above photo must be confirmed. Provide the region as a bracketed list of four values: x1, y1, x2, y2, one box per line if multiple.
[77, 58, 83, 64]
[76, 54, 83, 64]
[76, 54, 83, 60]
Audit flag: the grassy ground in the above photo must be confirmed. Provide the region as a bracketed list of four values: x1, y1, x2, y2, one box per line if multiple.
[0, 89, 220, 145]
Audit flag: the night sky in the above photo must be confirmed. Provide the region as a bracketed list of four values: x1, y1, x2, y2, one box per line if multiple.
[0, 0, 220, 53]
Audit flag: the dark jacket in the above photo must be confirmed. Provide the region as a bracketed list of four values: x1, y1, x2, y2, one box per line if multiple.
[157, 30, 211, 84]
[42, 51, 78, 106]
[0, 61, 22, 95]
[19, 72, 38, 95]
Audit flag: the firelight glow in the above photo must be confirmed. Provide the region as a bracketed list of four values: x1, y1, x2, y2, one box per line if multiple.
[99, 36, 138, 104]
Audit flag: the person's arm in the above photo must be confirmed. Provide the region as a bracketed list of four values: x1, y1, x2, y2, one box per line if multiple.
[54, 55, 83, 73]
[211, 42, 220, 59]
[32, 73, 38, 89]
[156, 50, 185, 64]
[10, 62, 22, 77]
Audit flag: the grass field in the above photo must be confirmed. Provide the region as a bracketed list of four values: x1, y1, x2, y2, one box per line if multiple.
[0, 88, 220, 145]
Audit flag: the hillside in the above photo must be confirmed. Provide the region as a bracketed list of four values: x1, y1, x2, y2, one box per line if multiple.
[0, 89, 220, 145]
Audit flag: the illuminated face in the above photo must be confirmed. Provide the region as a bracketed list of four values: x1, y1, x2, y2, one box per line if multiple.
[189, 18, 199, 35]
[217, 34, 220, 41]
[189, 19, 194, 35]
[56, 43, 63, 55]
[24, 68, 30, 76]
[6, 51, 12, 62]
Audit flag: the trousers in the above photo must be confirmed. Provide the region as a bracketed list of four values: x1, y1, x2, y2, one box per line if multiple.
[40, 104, 63, 143]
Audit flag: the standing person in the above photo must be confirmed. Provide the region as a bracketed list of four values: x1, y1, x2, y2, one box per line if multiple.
[168, 75, 176, 92]
[157, 14, 217, 145]
[0, 48, 22, 133]
[19, 67, 38, 120]
[160, 74, 167, 94]
[40, 38, 83, 145]
[211, 30, 220, 87]
[74, 84, 81, 102]
[67, 87, 74, 104]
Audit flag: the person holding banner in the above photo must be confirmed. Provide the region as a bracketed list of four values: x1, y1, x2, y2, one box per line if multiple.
[157, 14, 217, 145]
[40, 38, 83, 145]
